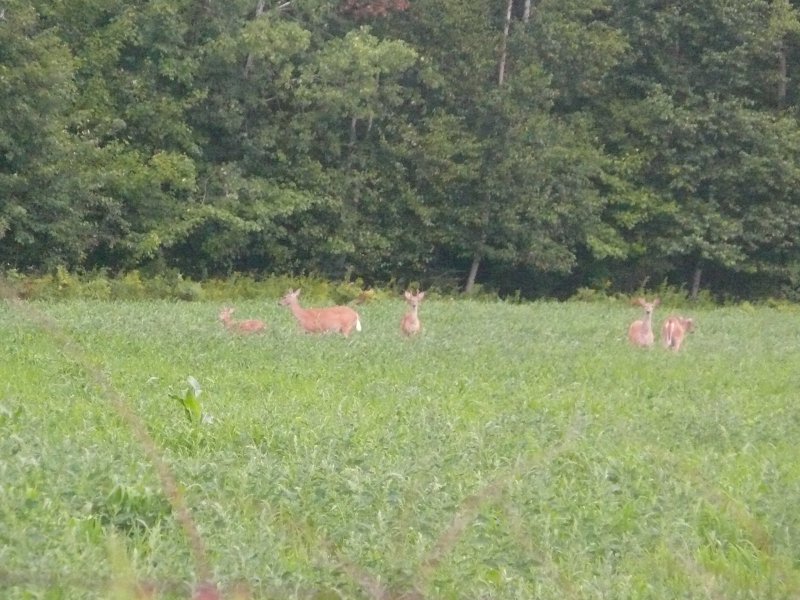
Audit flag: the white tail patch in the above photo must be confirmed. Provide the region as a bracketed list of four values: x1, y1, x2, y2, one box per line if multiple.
[627, 297, 660, 347]
[661, 316, 695, 351]
[279, 288, 362, 337]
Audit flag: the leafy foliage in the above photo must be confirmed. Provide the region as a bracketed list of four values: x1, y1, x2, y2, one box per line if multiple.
[2, 0, 800, 299]
[170, 376, 204, 425]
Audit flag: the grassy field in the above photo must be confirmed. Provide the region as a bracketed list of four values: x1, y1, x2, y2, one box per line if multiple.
[1, 297, 799, 599]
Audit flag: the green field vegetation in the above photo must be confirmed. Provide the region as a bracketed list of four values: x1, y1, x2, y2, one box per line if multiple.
[1, 297, 799, 599]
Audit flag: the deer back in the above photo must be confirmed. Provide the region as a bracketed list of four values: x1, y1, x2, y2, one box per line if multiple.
[297, 305, 361, 335]
[234, 319, 267, 334]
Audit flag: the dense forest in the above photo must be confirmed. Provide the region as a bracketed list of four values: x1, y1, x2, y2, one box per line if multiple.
[2, 0, 800, 299]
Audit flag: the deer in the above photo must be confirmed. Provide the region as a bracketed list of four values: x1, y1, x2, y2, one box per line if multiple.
[627, 297, 660, 347]
[278, 288, 361, 337]
[661, 316, 695, 351]
[400, 290, 425, 336]
[218, 307, 267, 334]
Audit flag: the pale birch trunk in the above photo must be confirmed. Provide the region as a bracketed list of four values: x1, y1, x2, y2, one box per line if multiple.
[465, 253, 482, 294]
[777, 42, 787, 107]
[465, 0, 515, 293]
[498, 0, 514, 86]
[243, 0, 267, 79]
[690, 264, 702, 301]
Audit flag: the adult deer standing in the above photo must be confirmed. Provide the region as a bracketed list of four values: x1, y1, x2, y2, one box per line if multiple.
[661, 316, 695, 351]
[627, 297, 660, 347]
[401, 290, 425, 336]
[279, 288, 361, 337]
[218, 307, 267, 334]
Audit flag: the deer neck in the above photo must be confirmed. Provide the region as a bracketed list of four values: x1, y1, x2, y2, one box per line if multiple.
[287, 300, 308, 319]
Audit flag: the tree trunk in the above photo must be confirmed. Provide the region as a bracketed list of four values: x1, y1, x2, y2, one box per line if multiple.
[777, 42, 787, 107]
[465, 252, 481, 294]
[523, 0, 532, 24]
[466, 0, 512, 293]
[349, 116, 358, 153]
[690, 264, 702, 301]
[473, 0, 513, 294]
[346, 116, 361, 203]
[243, 0, 267, 79]
[497, 0, 514, 86]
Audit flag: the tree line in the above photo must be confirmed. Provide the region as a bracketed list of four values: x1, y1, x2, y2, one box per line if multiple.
[2, 0, 800, 299]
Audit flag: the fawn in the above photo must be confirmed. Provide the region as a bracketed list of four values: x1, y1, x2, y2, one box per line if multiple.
[400, 290, 425, 336]
[627, 297, 660, 347]
[279, 288, 361, 337]
[218, 307, 266, 334]
[661, 316, 695, 351]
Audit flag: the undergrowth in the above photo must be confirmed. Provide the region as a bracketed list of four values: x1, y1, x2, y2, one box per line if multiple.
[1, 267, 778, 308]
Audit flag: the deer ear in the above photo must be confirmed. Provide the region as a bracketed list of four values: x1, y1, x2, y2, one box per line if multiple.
[418, 291, 425, 299]
[404, 290, 412, 300]
[654, 298, 661, 306]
